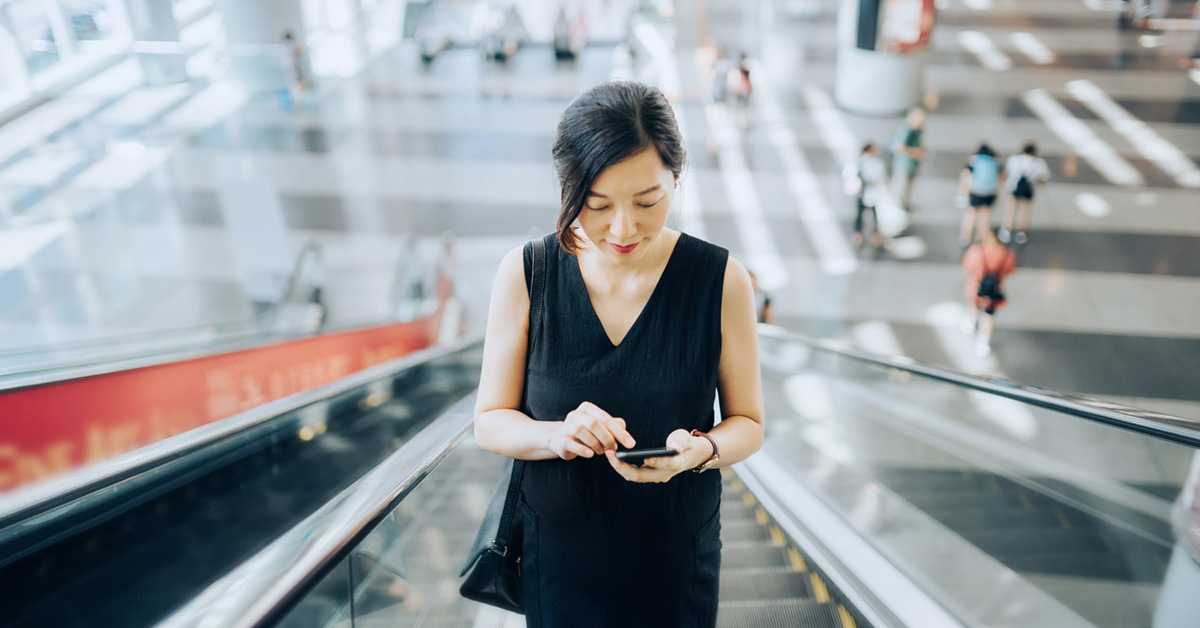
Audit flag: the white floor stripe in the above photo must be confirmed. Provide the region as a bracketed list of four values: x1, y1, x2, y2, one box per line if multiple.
[957, 31, 1013, 72]
[1066, 79, 1200, 188]
[632, 22, 705, 239]
[1075, 192, 1111, 217]
[1009, 32, 1056, 64]
[752, 70, 858, 276]
[1021, 89, 1144, 186]
[962, 0, 993, 9]
[707, 104, 789, 288]
[1191, 69, 1200, 87]
[798, 85, 859, 167]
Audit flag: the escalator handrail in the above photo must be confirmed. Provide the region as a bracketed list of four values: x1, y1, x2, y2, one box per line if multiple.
[156, 394, 478, 628]
[759, 324, 1200, 449]
[0, 334, 485, 529]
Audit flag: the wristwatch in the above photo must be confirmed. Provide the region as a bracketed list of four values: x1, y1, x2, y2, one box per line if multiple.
[689, 430, 720, 473]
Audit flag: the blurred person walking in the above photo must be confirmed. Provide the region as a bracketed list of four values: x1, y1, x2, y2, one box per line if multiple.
[730, 52, 753, 129]
[889, 107, 926, 209]
[961, 230, 1017, 357]
[844, 142, 888, 247]
[999, 143, 1050, 244]
[472, 81, 765, 627]
[958, 143, 1004, 247]
[280, 30, 308, 109]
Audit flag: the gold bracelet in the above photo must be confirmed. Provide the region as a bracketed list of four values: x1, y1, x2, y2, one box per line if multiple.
[689, 430, 720, 473]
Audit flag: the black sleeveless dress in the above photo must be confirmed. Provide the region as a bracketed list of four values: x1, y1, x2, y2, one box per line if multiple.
[520, 232, 728, 628]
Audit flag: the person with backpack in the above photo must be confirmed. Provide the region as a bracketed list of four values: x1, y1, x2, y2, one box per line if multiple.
[958, 143, 1004, 247]
[961, 229, 1017, 357]
[1000, 142, 1050, 244]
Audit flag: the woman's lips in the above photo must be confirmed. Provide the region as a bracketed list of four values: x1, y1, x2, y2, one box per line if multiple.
[610, 242, 638, 254]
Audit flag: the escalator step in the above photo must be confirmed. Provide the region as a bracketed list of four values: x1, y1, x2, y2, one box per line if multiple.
[720, 501, 758, 522]
[721, 519, 771, 543]
[721, 541, 791, 569]
[717, 598, 842, 628]
[719, 567, 814, 601]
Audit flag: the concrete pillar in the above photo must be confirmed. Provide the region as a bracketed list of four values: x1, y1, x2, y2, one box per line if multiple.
[122, 0, 189, 85]
[833, 0, 935, 116]
[212, 0, 307, 91]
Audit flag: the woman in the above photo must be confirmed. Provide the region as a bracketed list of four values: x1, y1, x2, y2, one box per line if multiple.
[961, 229, 1017, 357]
[958, 143, 1004, 247]
[999, 142, 1050, 244]
[474, 81, 765, 627]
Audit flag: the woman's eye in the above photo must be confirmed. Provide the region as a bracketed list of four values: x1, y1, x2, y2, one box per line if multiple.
[586, 205, 610, 211]
[638, 199, 662, 208]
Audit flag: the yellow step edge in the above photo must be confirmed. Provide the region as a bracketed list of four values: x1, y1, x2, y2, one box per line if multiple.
[837, 604, 858, 628]
[755, 506, 769, 525]
[788, 546, 808, 572]
[742, 492, 757, 507]
[810, 572, 830, 603]
[769, 525, 786, 547]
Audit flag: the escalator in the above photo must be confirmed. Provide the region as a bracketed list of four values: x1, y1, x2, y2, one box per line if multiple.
[3, 327, 1198, 628]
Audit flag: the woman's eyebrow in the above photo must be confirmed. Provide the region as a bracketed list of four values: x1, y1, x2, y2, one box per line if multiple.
[586, 184, 662, 199]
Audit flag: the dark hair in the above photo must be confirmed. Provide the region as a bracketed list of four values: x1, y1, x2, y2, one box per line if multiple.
[861, 142, 875, 154]
[976, 143, 995, 157]
[551, 81, 686, 253]
[1022, 142, 1037, 156]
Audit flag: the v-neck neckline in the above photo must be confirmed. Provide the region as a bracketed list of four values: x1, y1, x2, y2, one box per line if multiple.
[573, 233, 688, 349]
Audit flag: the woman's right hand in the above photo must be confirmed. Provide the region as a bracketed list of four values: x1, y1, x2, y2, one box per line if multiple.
[546, 402, 636, 460]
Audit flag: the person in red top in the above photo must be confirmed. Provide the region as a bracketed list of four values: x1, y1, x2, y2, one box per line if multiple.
[961, 229, 1017, 356]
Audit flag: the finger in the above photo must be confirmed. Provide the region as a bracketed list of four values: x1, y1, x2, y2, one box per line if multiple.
[605, 450, 638, 480]
[570, 425, 605, 454]
[664, 429, 692, 452]
[572, 406, 619, 451]
[607, 417, 637, 449]
[565, 438, 595, 459]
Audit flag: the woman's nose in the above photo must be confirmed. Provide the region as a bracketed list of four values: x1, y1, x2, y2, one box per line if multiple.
[610, 207, 636, 240]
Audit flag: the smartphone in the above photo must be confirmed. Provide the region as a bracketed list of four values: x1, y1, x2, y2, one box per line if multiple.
[616, 447, 680, 466]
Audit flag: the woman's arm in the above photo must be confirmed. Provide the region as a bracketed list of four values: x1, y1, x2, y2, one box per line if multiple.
[708, 256, 765, 468]
[474, 247, 634, 461]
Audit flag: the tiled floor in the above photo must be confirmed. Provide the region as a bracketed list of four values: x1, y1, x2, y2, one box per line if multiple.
[0, 1, 1198, 411]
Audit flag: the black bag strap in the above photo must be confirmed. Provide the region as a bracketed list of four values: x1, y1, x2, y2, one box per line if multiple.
[491, 236, 546, 556]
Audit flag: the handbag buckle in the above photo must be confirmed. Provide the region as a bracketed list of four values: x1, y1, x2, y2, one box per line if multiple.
[489, 542, 508, 557]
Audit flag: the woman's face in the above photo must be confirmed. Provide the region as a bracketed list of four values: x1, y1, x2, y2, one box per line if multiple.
[576, 146, 676, 265]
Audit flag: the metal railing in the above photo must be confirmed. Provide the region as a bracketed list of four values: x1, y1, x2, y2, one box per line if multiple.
[758, 324, 1200, 449]
[156, 393, 477, 628]
[0, 334, 483, 547]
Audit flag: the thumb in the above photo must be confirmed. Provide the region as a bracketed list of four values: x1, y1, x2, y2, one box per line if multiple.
[665, 429, 692, 452]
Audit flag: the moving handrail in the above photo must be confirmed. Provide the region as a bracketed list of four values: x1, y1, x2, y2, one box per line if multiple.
[157, 394, 478, 628]
[0, 334, 484, 550]
[758, 324, 1200, 449]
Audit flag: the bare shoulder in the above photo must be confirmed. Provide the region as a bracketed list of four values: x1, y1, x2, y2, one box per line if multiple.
[721, 257, 755, 327]
[722, 256, 753, 301]
[493, 245, 529, 308]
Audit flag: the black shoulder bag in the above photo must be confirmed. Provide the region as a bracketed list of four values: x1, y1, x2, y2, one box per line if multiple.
[458, 236, 547, 614]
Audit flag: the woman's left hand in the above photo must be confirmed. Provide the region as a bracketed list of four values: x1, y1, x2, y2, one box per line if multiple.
[604, 429, 714, 484]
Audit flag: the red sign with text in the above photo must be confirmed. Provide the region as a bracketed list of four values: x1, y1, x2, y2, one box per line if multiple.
[0, 316, 441, 493]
